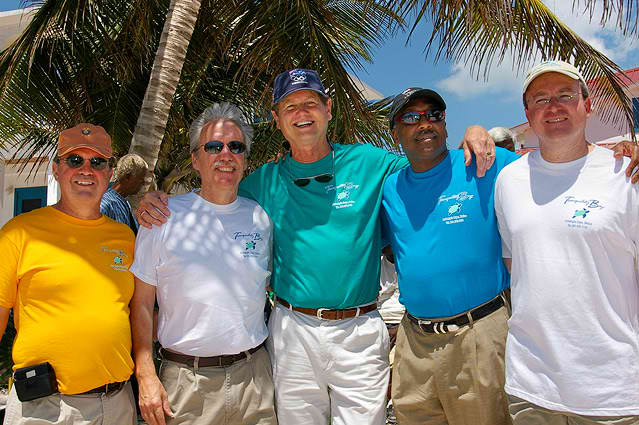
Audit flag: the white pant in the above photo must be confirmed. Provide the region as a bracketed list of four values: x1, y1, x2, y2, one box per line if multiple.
[267, 303, 390, 425]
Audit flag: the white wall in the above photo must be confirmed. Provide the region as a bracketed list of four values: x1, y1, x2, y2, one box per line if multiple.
[0, 158, 59, 226]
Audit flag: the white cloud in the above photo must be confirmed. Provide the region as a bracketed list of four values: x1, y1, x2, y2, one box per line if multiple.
[438, 1, 639, 100]
[438, 55, 531, 101]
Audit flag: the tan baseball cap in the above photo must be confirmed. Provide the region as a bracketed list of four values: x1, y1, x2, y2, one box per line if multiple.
[57, 124, 113, 158]
[522, 60, 589, 96]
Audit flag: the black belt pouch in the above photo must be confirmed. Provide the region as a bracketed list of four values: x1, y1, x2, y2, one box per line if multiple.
[13, 362, 58, 402]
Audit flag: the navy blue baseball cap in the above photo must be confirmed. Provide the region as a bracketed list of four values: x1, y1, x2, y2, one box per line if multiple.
[272, 69, 329, 105]
[388, 88, 446, 130]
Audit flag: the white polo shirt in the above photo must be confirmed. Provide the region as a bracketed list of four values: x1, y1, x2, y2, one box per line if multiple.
[131, 192, 272, 356]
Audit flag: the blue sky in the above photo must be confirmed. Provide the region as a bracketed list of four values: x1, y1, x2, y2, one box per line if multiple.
[3, 1, 638, 147]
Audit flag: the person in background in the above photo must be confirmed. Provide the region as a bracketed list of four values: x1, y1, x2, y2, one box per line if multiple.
[377, 245, 403, 425]
[100, 153, 148, 234]
[488, 127, 517, 152]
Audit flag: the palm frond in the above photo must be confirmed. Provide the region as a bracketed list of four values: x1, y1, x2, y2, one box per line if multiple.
[383, 0, 636, 138]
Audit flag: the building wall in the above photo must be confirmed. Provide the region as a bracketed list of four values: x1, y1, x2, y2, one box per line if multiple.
[0, 158, 59, 227]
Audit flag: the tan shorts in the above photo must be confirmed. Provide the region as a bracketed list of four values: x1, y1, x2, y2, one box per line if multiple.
[508, 394, 639, 425]
[160, 345, 277, 425]
[392, 306, 511, 425]
[3, 381, 136, 425]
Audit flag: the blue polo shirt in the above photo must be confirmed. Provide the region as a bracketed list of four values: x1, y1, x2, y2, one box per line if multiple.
[240, 142, 408, 309]
[381, 148, 518, 318]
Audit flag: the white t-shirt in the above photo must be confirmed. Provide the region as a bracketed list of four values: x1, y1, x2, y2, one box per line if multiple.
[377, 256, 404, 324]
[131, 192, 272, 356]
[495, 146, 639, 416]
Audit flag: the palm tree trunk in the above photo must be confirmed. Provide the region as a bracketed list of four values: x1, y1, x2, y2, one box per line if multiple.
[128, 0, 202, 173]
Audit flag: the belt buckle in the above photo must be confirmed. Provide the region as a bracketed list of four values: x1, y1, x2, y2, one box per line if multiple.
[417, 318, 431, 332]
[316, 308, 328, 320]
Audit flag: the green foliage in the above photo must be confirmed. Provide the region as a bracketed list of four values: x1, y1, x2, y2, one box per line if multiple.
[0, 0, 399, 190]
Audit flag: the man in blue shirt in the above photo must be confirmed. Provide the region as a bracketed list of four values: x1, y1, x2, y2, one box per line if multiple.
[381, 88, 519, 425]
[100, 153, 148, 234]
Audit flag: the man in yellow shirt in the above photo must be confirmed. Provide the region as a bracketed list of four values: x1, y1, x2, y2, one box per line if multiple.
[0, 124, 137, 425]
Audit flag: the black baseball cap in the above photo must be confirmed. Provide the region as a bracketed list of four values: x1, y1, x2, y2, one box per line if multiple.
[388, 88, 446, 130]
[272, 68, 329, 105]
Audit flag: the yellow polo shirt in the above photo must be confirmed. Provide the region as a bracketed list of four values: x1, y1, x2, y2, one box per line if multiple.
[0, 206, 135, 394]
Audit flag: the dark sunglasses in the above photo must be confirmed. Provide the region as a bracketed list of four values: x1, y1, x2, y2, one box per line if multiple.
[397, 110, 445, 125]
[54, 154, 114, 170]
[196, 140, 247, 155]
[293, 145, 334, 187]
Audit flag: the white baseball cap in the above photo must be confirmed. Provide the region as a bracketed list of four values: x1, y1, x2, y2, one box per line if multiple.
[522, 60, 589, 96]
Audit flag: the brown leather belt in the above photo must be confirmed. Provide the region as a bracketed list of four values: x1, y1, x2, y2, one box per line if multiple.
[407, 295, 505, 334]
[277, 298, 377, 320]
[160, 342, 265, 368]
[78, 380, 127, 395]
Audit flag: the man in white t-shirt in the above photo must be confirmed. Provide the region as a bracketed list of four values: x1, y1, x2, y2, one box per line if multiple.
[129, 102, 276, 425]
[495, 60, 639, 424]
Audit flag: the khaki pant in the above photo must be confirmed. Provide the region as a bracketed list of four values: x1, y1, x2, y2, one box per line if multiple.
[3, 382, 136, 425]
[508, 395, 639, 425]
[392, 306, 511, 425]
[160, 346, 277, 425]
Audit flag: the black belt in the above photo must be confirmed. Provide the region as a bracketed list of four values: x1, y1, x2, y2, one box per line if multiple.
[160, 342, 265, 368]
[78, 380, 127, 395]
[407, 295, 505, 334]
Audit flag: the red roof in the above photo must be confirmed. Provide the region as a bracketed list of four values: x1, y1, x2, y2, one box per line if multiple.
[605, 67, 639, 86]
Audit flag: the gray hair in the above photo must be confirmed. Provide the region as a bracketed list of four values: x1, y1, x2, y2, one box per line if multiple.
[189, 102, 254, 154]
[114, 154, 148, 182]
[488, 127, 516, 144]
[488, 127, 517, 152]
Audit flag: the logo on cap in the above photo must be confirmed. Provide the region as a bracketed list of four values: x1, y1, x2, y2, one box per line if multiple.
[290, 69, 307, 84]
[81, 128, 91, 135]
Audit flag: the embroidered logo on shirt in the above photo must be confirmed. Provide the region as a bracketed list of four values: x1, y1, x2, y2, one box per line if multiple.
[447, 203, 462, 215]
[572, 209, 589, 219]
[564, 196, 604, 229]
[234, 232, 263, 258]
[101, 247, 130, 271]
[327, 182, 359, 209]
[438, 191, 473, 224]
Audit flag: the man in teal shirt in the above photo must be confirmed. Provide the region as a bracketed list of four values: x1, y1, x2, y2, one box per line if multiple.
[137, 69, 497, 425]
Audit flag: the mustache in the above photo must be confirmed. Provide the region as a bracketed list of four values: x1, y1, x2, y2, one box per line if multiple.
[213, 160, 237, 167]
[415, 129, 437, 138]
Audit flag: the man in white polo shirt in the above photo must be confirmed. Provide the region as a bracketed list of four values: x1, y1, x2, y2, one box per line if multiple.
[495, 60, 639, 424]
[129, 102, 276, 425]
